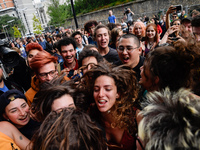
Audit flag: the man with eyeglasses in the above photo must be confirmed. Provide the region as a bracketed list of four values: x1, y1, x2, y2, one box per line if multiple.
[117, 34, 145, 81]
[25, 51, 59, 106]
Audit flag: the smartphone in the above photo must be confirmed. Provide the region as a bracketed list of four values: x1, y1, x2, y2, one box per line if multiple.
[174, 5, 183, 12]
[68, 69, 74, 77]
[171, 37, 180, 41]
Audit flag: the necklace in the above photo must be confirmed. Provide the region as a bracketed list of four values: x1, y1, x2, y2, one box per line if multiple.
[148, 42, 154, 49]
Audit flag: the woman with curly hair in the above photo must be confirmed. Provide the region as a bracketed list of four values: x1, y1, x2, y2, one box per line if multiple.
[31, 108, 107, 150]
[80, 62, 139, 149]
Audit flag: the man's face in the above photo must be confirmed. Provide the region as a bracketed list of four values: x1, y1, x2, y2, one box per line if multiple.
[117, 38, 141, 68]
[27, 49, 40, 66]
[183, 22, 192, 33]
[60, 44, 76, 65]
[172, 15, 177, 20]
[88, 25, 96, 35]
[95, 28, 109, 50]
[37, 62, 57, 83]
[193, 26, 200, 42]
[74, 34, 82, 46]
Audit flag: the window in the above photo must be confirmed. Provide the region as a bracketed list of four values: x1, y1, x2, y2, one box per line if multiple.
[3, 0, 6, 8]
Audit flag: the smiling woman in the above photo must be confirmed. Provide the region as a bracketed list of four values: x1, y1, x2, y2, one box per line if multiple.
[143, 23, 159, 56]
[80, 62, 139, 149]
[0, 89, 40, 140]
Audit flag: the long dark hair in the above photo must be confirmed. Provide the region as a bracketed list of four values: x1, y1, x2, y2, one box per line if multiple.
[79, 62, 138, 135]
[31, 108, 107, 150]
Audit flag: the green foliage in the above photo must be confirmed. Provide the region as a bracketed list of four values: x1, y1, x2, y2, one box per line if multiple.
[32, 14, 44, 34]
[47, 0, 134, 25]
[47, 0, 72, 26]
[12, 26, 22, 38]
[0, 14, 25, 38]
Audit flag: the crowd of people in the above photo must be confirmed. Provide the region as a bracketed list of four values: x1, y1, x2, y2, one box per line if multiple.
[0, 5, 200, 150]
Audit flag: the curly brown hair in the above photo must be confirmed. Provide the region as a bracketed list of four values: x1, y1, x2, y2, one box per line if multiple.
[79, 62, 138, 135]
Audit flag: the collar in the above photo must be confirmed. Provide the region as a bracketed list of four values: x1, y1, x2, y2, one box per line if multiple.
[63, 58, 79, 70]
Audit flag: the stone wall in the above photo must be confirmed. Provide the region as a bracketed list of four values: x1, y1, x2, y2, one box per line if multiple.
[65, 0, 200, 29]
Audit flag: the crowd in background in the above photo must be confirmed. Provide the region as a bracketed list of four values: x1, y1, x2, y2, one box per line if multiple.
[0, 5, 200, 150]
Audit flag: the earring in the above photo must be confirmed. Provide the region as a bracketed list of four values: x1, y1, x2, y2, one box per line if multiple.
[116, 94, 119, 98]
[107, 110, 111, 114]
[7, 119, 10, 121]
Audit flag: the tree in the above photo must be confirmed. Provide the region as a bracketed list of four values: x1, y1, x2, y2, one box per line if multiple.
[32, 14, 44, 34]
[0, 14, 25, 38]
[12, 26, 22, 38]
[47, 0, 71, 26]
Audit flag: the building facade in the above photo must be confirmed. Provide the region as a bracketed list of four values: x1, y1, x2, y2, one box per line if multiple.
[0, 0, 37, 35]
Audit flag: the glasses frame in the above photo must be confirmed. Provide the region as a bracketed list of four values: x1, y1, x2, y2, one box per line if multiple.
[38, 70, 57, 79]
[117, 46, 139, 53]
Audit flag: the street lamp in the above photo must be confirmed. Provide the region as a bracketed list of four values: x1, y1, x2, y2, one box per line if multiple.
[5, 19, 15, 40]
[2, 25, 8, 40]
[70, 0, 78, 29]
[7, 19, 15, 24]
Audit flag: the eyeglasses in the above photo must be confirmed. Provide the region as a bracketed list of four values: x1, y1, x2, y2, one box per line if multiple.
[172, 16, 177, 18]
[38, 70, 57, 79]
[117, 46, 139, 53]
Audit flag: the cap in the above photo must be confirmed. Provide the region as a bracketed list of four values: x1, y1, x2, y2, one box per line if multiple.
[0, 89, 27, 119]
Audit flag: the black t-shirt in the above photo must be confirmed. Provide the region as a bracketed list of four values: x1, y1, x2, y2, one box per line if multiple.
[19, 119, 41, 140]
[132, 56, 145, 81]
[103, 47, 121, 66]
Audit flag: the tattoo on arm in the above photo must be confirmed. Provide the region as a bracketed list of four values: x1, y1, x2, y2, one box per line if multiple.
[19, 136, 23, 140]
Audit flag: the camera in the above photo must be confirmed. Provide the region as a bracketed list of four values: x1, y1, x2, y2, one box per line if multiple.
[124, 8, 130, 15]
[0, 39, 20, 78]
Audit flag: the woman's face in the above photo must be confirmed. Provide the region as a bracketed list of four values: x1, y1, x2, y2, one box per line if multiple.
[93, 75, 119, 113]
[139, 61, 158, 91]
[151, 19, 155, 24]
[116, 30, 123, 46]
[134, 24, 142, 36]
[27, 49, 40, 66]
[146, 26, 156, 39]
[51, 94, 75, 112]
[173, 20, 181, 26]
[82, 56, 98, 74]
[47, 38, 51, 42]
[11, 43, 15, 47]
[4, 98, 30, 128]
[129, 26, 134, 33]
